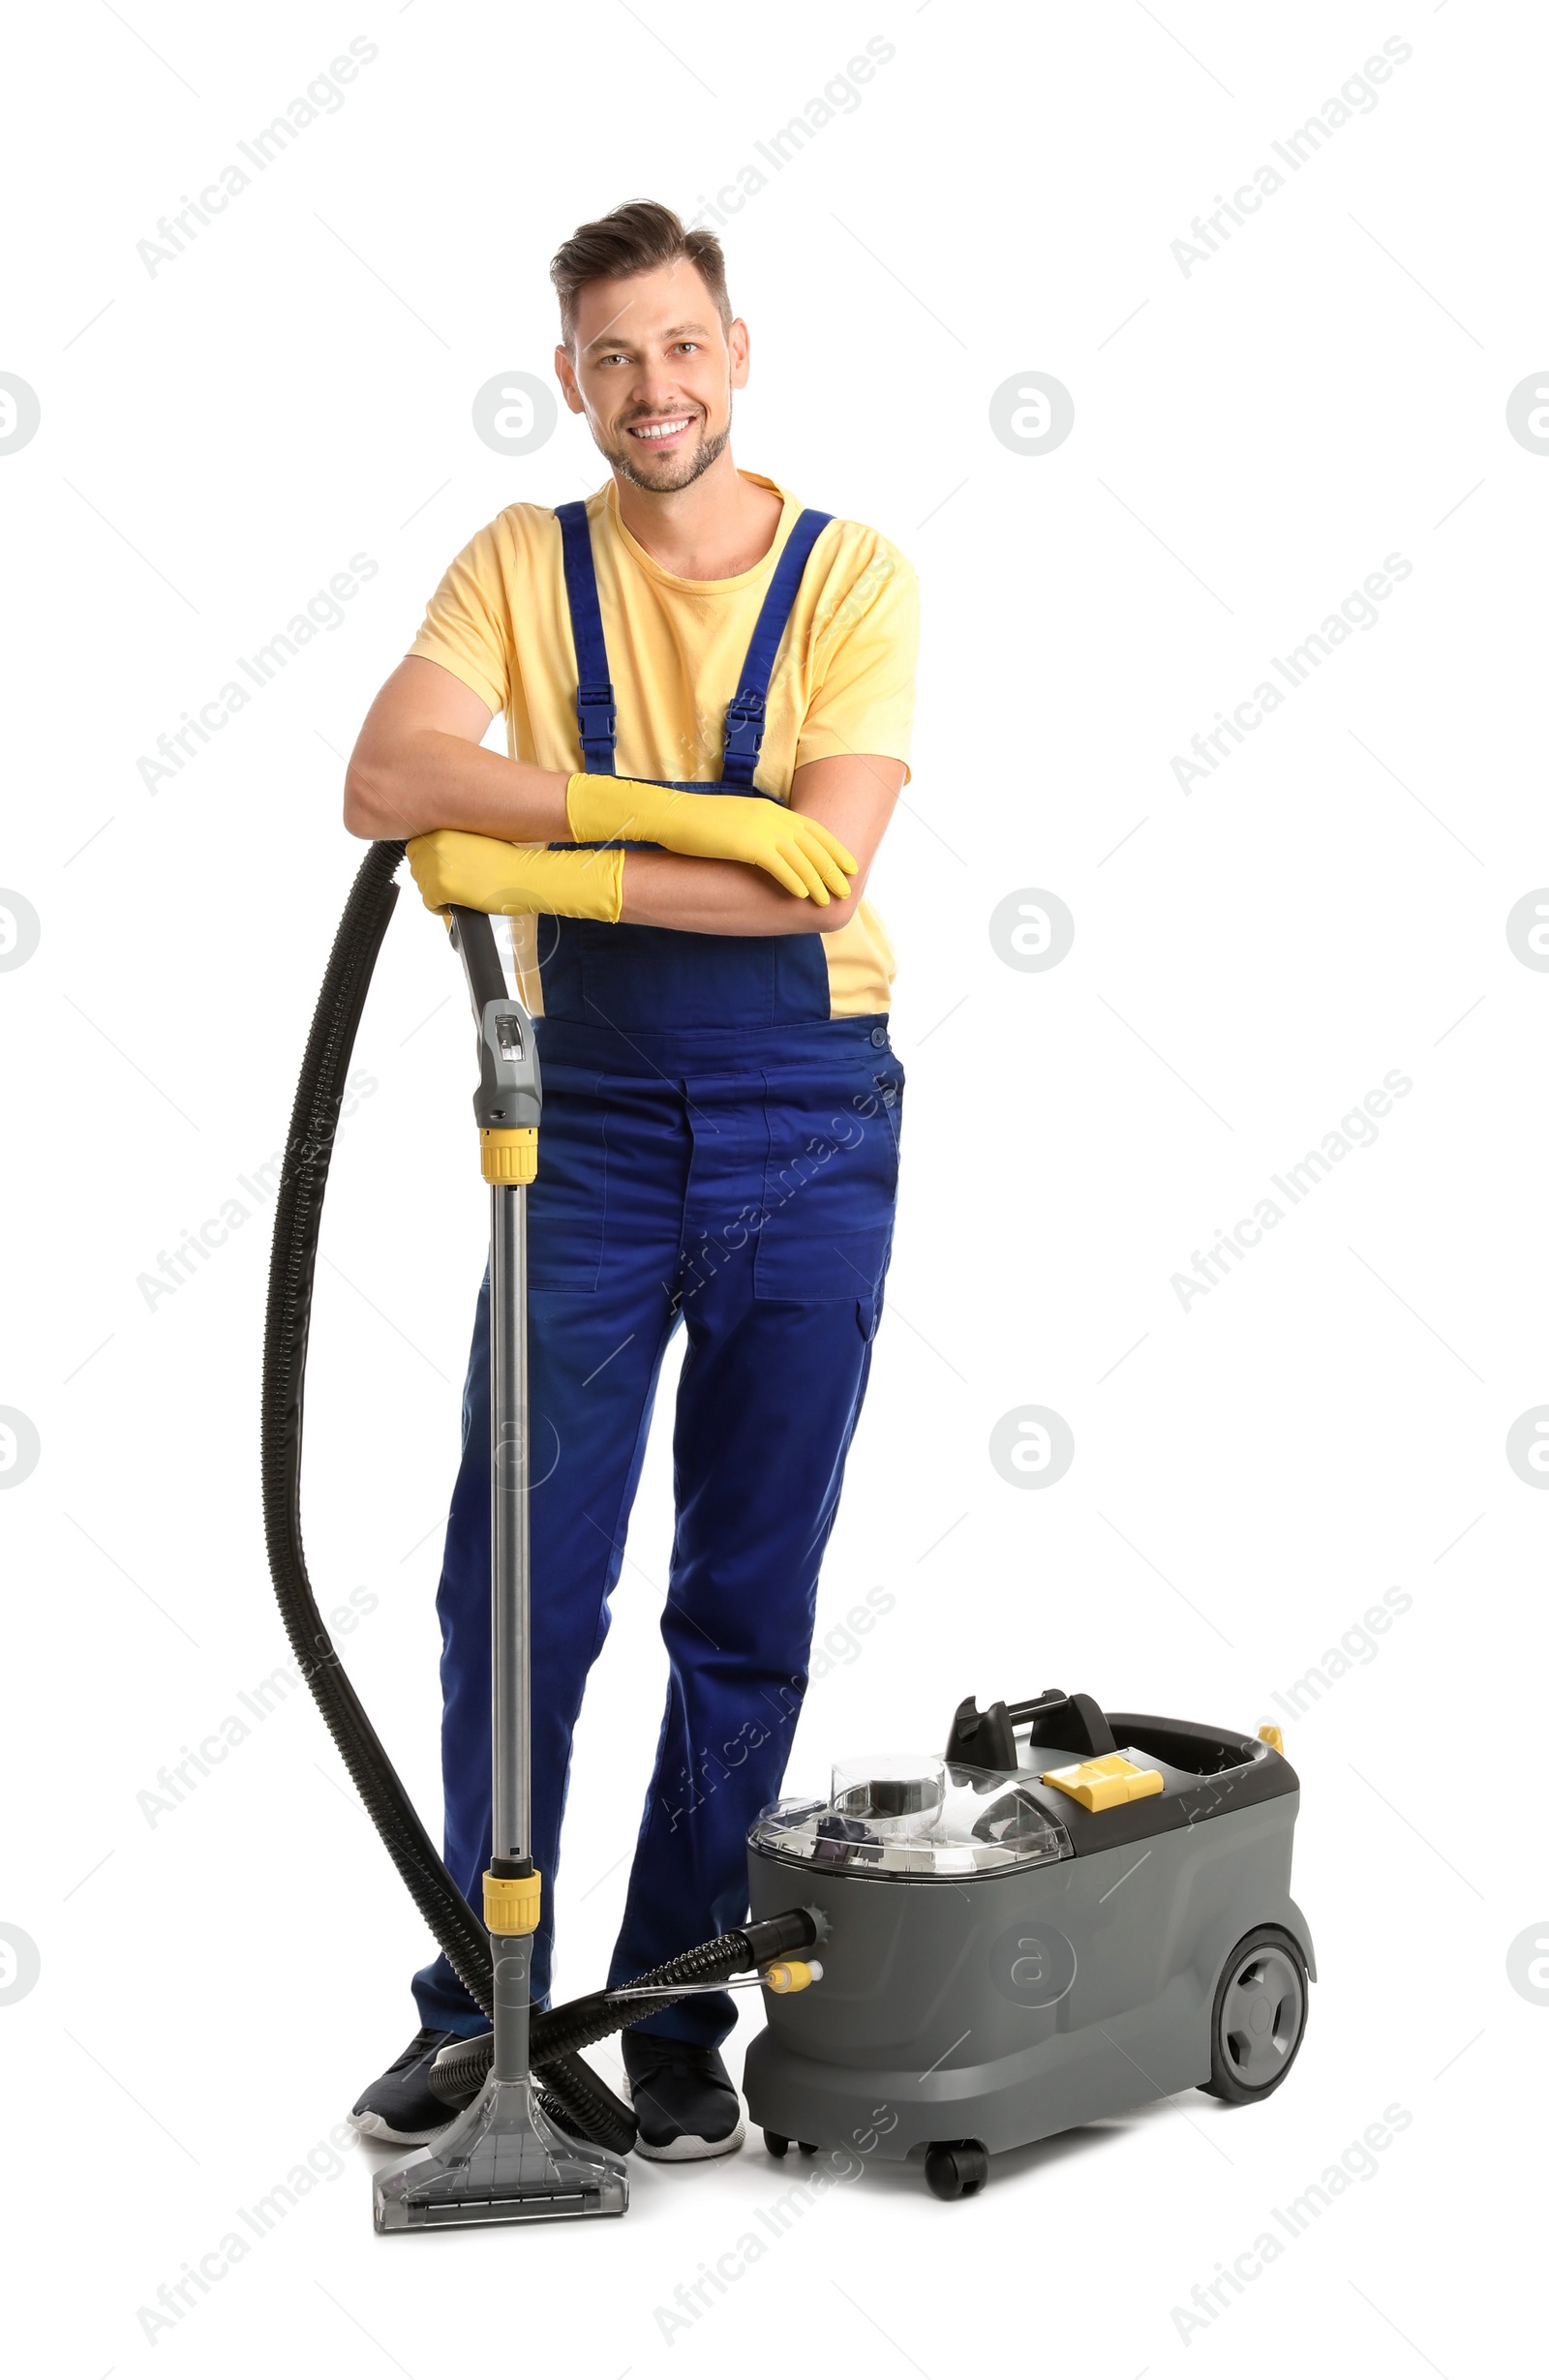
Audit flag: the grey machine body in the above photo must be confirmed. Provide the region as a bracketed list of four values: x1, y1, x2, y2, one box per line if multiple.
[743, 1701, 1314, 2163]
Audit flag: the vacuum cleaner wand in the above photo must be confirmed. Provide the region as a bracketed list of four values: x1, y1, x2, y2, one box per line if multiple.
[372, 906, 630, 2229]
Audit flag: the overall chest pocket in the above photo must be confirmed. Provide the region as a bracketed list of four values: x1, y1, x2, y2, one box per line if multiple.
[577, 920, 779, 1032]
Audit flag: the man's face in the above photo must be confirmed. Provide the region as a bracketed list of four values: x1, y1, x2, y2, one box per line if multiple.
[556, 259, 749, 494]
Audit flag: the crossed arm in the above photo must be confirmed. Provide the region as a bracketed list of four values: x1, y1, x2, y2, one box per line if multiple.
[343, 656, 903, 934]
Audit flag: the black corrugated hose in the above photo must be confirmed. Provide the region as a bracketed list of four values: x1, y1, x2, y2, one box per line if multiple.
[259, 841, 813, 2162]
[431, 1912, 820, 2111]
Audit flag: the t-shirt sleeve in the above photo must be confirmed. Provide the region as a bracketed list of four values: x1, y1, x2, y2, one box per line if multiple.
[408, 520, 512, 715]
[796, 538, 920, 780]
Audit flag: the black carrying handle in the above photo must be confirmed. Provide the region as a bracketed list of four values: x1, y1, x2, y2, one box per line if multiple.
[946, 1689, 1118, 1772]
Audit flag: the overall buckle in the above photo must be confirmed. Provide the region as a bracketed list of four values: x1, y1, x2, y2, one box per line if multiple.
[576, 683, 617, 754]
[721, 692, 766, 763]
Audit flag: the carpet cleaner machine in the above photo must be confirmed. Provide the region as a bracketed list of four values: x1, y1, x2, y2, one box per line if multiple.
[261, 842, 1315, 2226]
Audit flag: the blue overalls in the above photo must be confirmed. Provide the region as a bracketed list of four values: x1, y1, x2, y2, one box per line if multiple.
[412, 502, 904, 2048]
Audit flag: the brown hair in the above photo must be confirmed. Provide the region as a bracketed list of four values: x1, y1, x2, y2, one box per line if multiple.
[550, 200, 732, 349]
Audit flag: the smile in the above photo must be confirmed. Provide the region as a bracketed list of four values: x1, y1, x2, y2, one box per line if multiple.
[627, 417, 694, 441]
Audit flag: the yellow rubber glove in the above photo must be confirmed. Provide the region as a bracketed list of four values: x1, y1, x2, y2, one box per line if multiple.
[565, 771, 857, 905]
[407, 830, 624, 921]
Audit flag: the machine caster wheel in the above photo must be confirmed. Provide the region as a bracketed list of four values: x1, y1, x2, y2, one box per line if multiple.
[925, 2140, 988, 2200]
[763, 2130, 789, 2158]
[1200, 1925, 1309, 2104]
[797, 2141, 818, 2155]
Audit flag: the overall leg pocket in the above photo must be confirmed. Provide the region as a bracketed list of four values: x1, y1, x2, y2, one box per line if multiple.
[753, 1058, 902, 1306]
[526, 1070, 608, 1292]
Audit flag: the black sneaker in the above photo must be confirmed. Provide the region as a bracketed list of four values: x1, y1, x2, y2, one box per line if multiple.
[623, 2032, 745, 2162]
[349, 2028, 469, 2146]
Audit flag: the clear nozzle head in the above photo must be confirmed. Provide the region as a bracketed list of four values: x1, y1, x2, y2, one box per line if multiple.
[372, 2074, 627, 2232]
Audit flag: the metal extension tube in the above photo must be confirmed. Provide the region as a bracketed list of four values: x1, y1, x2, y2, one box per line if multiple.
[372, 909, 627, 2230]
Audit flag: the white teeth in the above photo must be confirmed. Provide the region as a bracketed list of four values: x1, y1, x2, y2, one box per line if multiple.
[631, 418, 690, 439]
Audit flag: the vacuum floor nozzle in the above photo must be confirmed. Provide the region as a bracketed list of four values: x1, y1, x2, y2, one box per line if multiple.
[373, 2075, 628, 2232]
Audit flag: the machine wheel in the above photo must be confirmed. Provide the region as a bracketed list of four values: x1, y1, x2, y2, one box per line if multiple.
[924, 2140, 988, 2200]
[797, 2141, 818, 2155]
[763, 2129, 789, 2158]
[1200, 1925, 1309, 2104]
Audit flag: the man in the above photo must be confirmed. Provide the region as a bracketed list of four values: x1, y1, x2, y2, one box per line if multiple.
[344, 200, 917, 2159]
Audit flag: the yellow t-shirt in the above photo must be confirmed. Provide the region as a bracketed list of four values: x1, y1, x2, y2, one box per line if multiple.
[408, 472, 918, 1018]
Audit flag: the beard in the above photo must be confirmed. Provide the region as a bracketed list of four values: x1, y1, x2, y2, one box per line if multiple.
[604, 410, 732, 494]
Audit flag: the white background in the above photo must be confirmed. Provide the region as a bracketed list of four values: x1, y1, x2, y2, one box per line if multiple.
[1, 2, 1541, 2371]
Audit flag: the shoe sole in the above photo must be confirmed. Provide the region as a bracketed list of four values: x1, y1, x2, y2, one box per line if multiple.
[350, 2100, 744, 2159]
[633, 2114, 746, 2162]
[347, 2107, 442, 2149]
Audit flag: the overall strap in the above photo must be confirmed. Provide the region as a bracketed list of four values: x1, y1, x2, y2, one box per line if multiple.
[555, 500, 617, 775]
[719, 508, 834, 788]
